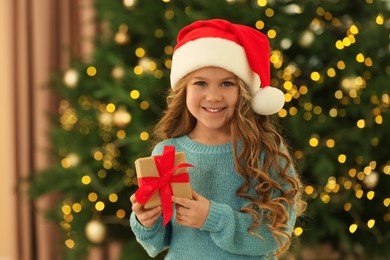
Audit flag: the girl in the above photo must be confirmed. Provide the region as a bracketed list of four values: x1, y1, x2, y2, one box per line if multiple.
[130, 19, 305, 259]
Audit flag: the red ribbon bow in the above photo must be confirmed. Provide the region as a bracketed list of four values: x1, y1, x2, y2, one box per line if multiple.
[135, 146, 193, 226]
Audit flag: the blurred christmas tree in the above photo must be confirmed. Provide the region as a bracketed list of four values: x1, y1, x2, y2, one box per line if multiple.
[29, 0, 389, 259]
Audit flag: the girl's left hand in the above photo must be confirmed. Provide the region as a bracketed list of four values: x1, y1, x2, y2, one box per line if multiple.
[172, 189, 210, 229]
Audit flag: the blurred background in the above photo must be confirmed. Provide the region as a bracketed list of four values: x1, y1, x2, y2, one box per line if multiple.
[1, 0, 389, 259]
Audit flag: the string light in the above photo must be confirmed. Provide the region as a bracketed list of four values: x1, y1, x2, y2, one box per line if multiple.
[123, 0, 137, 9]
[65, 239, 75, 249]
[95, 201, 105, 211]
[81, 175, 91, 185]
[257, 0, 267, 7]
[140, 131, 149, 141]
[86, 66, 97, 77]
[349, 224, 358, 233]
[72, 203, 82, 213]
[116, 209, 126, 218]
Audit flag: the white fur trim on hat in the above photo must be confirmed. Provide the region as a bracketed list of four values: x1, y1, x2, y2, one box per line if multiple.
[251, 86, 285, 115]
[170, 37, 260, 92]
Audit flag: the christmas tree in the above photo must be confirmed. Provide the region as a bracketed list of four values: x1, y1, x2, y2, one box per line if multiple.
[29, 0, 389, 259]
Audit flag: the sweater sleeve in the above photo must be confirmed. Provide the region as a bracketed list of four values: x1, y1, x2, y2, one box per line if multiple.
[129, 142, 173, 257]
[200, 200, 296, 256]
[199, 160, 298, 257]
[130, 213, 171, 257]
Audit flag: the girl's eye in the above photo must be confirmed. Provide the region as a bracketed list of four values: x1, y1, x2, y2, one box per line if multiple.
[222, 81, 235, 87]
[194, 81, 207, 86]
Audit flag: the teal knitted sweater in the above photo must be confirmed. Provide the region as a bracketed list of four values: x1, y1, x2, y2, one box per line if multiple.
[130, 135, 297, 259]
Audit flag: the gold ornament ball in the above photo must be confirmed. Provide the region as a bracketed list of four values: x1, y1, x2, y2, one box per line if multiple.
[65, 153, 80, 167]
[112, 66, 125, 80]
[99, 112, 113, 126]
[63, 69, 79, 88]
[85, 220, 106, 244]
[363, 171, 379, 189]
[299, 30, 315, 48]
[113, 108, 132, 127]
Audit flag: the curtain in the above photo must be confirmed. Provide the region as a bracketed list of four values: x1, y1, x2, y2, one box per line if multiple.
[0, 0, 95, 259]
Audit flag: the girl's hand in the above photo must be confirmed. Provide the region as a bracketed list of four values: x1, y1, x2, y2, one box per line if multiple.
[130, 194, 162, 228]
[172, 189, 210, 229]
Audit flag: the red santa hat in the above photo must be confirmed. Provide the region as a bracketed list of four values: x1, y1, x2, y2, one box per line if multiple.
[170, 19, 285, 115]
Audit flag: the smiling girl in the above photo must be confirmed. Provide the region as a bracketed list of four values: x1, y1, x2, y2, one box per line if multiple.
[130, 19, 305, 259]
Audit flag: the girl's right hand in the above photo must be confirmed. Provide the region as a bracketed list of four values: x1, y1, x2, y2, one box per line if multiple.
[130, 194, 162, 227]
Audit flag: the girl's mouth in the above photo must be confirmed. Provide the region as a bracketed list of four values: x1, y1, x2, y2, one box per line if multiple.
[203, 107, 224, 113]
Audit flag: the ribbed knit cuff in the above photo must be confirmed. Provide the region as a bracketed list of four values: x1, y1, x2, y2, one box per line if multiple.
[200, 200, 228, 232]
[130, 212, 162, 239]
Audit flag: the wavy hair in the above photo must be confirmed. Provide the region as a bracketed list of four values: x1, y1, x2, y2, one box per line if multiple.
[153, 73, 305, 257]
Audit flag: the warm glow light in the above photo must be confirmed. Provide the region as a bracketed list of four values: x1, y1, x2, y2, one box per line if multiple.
[267, 29, 277, 39]
[357, 119, 365, 128]
[349, 224, 358, 233]
[86, 66, 97, 76]
[140, 131, 149, 141]
[255, 20, 265, 29]
[310, 71, 321, 81]
[337, 60, 346, 70]
[375, 115, 383, 124]
[294, 227, 303, 236]
[367, 191, 375, 200]
[109, 193, 119, 203]
[135, 47, 146, 58]
[140, 101, 149, 110]
[81, 175, 91, 185]
[72, 203, 82, 213]
[338, 154, 347, 163]
[350, 25, 359, 34]
[257, 0, 267, 7]
[356, 189, 364, 199]
[130, 90, 140, 99]
[117, 130, 126, 139]
[344, 181, 352, 190]
[62, 205, 72, 215]
[376, 14, 384, 25]
[65, 239, 75, 249]
[335, 40, 344, 50]
[320, 193, 331, 203]
[116, 209, 126, 219]
[305, 185, 314, 195]
[356, 53, 365, 63]
[265, 8, 274, 17]
[299, 85, 308, 94]
[326, 139, 335, 148]
[106, 103, 116, 113]
[309, 137, 319, 147]
[134, 65, 143, 75]
[95, 201, 105, 211]
[327, 68, 336, 77]
[367, 219, 375, 228]
[344, 202, 352, 211]
[88, 192, 98, 202]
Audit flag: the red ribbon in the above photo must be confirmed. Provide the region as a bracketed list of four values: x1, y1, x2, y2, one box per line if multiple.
[135, 146, 193, 226]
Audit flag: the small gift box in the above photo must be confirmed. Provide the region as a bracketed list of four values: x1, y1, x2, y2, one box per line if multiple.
[134, 146, 193, 226]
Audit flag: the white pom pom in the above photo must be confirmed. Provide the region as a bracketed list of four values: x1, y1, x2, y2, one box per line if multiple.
[251, 87, 285, 115]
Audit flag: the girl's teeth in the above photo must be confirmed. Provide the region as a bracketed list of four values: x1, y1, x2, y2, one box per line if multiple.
[206, 108, 222, 112]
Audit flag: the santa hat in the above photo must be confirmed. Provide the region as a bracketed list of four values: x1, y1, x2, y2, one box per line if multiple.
[170, 19, 285, 115]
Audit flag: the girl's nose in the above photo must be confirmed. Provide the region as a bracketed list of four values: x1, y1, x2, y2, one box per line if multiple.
[205, 86, 222, 102]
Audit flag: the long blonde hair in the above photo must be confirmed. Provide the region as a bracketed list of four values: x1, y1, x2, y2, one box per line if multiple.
[153, 73, 305, 257]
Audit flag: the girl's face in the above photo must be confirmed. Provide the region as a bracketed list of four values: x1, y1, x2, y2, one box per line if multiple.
[186, 66, 239, 137]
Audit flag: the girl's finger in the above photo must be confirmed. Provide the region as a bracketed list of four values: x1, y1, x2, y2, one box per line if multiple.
[172, 196, 191, 209]
[130, 194, 136, 204]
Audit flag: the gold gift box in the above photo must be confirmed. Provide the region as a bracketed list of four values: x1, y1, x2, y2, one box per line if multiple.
[135, 152, 192, 209]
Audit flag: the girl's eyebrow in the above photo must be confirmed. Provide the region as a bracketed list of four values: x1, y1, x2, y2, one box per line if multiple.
[190, 76, 237, 81]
